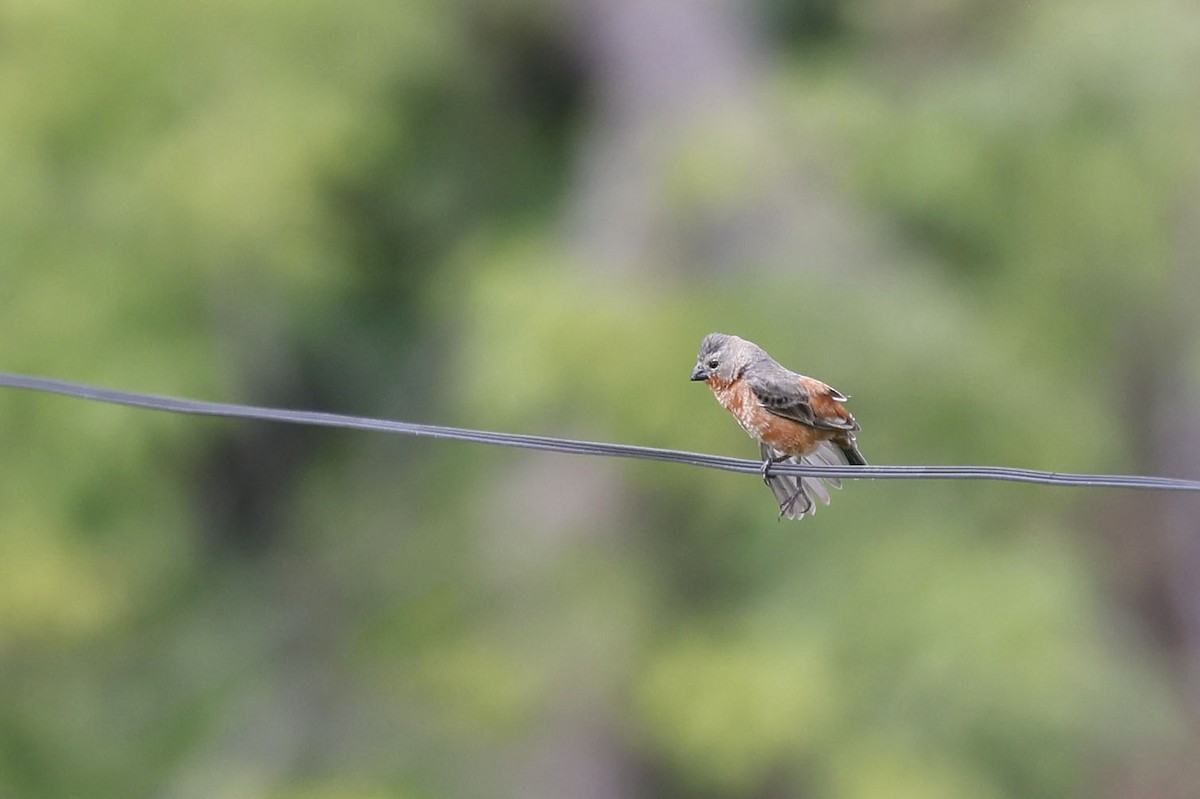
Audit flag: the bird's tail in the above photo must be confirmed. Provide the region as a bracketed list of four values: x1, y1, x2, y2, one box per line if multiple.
[760, 439, 865, 520]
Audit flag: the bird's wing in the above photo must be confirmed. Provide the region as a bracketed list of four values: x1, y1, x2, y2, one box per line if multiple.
[746, 370, 859, 432]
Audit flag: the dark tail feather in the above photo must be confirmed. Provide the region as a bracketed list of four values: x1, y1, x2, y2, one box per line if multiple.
[837, 435, 867, 466]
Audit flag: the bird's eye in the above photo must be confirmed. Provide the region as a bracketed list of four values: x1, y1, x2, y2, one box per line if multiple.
[707, 359, 719, 369]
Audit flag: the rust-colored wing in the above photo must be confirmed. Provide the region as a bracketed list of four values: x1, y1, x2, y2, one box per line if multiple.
[746, 371, 859, 432]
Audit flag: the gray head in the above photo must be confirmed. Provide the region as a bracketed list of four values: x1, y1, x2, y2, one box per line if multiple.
[690, 332, 763, 383]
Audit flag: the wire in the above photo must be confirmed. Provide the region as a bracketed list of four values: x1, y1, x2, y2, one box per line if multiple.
[2, 372, 1198, 492]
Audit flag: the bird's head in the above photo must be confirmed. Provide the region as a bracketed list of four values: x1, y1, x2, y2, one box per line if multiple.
[690, 332, 755, 384]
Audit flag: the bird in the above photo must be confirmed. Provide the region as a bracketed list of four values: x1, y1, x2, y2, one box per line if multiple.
[690, 332, 866, 519]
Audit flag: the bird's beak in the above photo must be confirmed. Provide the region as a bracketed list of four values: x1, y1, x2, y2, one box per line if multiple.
[690, 364, 708, 381]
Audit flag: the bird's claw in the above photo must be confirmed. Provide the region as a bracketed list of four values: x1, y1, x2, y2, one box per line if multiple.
[777, 486, 814, 520]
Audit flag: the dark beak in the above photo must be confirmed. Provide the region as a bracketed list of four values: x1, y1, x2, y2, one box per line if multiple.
[690, 364, 708, 381]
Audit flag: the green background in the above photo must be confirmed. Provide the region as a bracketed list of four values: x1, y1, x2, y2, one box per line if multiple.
[3, 1, 1200, 797]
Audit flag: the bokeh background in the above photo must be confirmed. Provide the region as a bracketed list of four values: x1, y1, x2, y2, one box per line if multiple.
[3, 0, 1200, 797]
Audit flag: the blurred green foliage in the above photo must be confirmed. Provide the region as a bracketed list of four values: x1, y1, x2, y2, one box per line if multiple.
[2, 0, 1198, 797]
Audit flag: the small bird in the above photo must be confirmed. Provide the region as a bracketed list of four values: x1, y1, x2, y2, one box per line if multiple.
[690, 333, 866, 519]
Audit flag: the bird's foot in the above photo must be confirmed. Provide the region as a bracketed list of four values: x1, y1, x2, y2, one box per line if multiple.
[760, 454, 789, 485]
[778, 485, 814, 520]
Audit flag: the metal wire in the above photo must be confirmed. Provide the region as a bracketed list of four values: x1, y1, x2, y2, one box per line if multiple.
[2, 372, 1198, 491]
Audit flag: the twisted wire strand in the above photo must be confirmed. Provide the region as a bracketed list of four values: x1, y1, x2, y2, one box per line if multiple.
[2, 372, 1198, 492]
